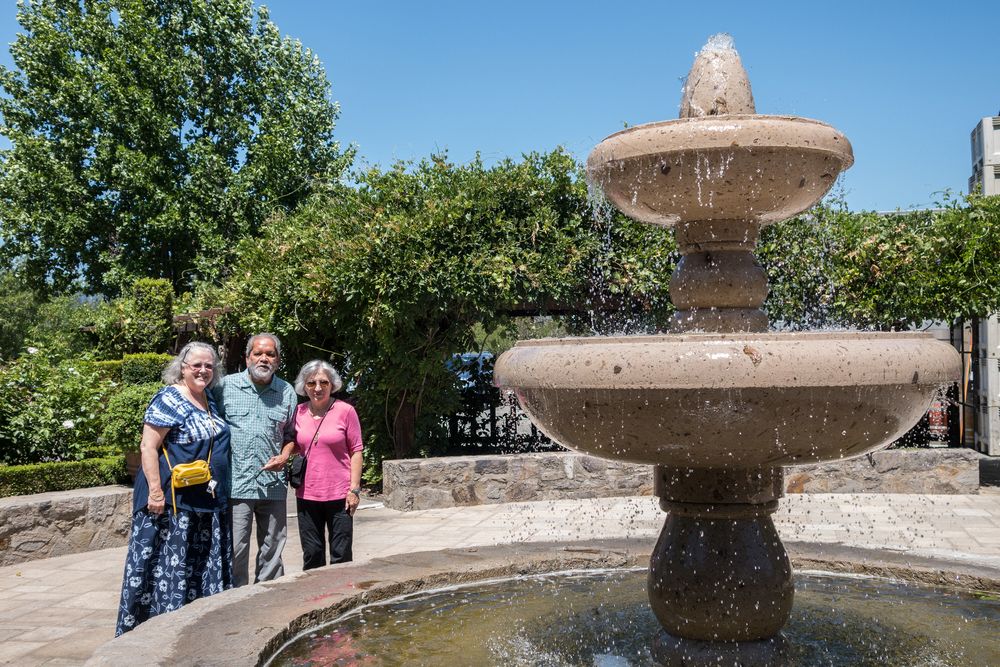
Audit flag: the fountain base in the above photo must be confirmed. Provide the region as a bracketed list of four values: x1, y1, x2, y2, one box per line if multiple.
[651, 631, 790, 667]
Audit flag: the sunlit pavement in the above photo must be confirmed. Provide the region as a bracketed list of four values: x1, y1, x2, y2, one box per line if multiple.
[1, 491, 999, 665]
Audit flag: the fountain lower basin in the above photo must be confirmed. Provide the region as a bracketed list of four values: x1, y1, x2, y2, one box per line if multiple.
[271, 568, 1000, 667]
[494, 331, 960, 468]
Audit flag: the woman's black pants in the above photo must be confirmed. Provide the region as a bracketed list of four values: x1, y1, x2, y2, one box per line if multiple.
[296, 497, 353, 569]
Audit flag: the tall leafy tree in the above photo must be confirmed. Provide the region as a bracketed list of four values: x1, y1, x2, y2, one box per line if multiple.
[0, 0, 351, 294]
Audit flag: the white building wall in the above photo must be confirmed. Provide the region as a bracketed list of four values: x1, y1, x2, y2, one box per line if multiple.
[970, 116, 1000, 454]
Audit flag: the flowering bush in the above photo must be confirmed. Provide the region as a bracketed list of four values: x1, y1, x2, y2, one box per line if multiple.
[0, 347, 115, 464]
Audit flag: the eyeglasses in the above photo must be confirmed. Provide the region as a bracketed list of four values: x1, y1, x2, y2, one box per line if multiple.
[185, 362, 214, 371]
[305, 380, 331, 388]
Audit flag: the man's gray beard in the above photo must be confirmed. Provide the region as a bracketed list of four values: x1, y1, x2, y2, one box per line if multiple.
[249, 364, 274, 382]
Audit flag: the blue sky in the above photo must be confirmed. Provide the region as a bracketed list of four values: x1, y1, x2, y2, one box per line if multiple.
[2, 0, 997, 212]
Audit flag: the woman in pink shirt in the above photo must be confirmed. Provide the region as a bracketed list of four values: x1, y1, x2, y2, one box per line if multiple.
[291, 360, 363, 567]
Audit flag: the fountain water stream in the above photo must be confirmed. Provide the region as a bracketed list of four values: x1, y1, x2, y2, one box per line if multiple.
[493, 34, 961, 665]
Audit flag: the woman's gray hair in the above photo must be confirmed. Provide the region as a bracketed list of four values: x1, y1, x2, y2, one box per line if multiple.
[294, 359, 343, 396]
[162, 342, 223, 388]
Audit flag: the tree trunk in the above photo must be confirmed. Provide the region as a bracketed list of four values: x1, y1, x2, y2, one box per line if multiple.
[393, 399, 417, 459]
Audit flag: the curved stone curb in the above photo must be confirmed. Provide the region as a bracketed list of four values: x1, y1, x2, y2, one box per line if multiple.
[86, 539, 1000, 667]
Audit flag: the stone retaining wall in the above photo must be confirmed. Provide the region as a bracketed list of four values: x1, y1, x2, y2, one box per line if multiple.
[0, 485, 132, 566]
[383, 452, 654, 511]
[784, 448, 981, 494]
[383, 449, 982, 511]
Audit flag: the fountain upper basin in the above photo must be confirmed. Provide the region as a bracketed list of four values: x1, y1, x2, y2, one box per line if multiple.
[493, 331, 960, 468]
[586, 115, 854, 227]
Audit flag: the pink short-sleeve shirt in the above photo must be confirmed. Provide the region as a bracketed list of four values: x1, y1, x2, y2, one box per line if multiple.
[294, 400, 363, 502]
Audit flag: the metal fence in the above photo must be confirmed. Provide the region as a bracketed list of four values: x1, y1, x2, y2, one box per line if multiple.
[445, 355, 558, 454]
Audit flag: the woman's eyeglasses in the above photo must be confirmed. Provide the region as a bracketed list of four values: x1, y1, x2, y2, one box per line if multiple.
[185, 362, 214, 371]
[305, 380, 331, 388]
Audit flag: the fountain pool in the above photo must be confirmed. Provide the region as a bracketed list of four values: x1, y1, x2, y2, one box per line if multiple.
[271, 568, 1000, 666]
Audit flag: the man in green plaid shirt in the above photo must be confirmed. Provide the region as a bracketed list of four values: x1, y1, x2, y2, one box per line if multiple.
[213, 333, 297, 587]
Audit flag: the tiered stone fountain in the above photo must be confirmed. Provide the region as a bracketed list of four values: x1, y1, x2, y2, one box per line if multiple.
[494, 34, 960, 665]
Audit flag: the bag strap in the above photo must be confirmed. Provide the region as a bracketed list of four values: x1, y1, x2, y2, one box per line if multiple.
[162, 397, 216, 470]
[302, 399, 334, 460]
[162, 394, 217, 514]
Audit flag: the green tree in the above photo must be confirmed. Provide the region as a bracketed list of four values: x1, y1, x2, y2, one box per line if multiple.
[224, 150, 675, 464]
[0, 0, 351, 295]
[829, 193, 1000, 328]
[93, 278, 174, 355]
[759, 194, 1000, 330]
[0, 270, 100, 360]
[0, 271, 39, 360]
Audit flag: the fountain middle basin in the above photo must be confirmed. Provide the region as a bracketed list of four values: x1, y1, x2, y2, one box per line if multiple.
[493, 331, 958, 467]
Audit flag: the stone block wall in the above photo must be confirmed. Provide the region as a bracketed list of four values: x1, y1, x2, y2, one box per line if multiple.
[383, 452, 654, 511]
[383, 449, 982, 511]
[784, 448, 981, 494]
[0, 485, 132, 566]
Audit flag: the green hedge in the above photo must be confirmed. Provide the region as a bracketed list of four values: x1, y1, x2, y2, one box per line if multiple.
[101, 382, 162, 454]
[90, 359, 123, 381]
[121, 353, 172, 384]
[0, 456, 127, 498]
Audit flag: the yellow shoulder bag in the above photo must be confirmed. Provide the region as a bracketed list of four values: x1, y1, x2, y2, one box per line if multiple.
[162, 401, 216, 512]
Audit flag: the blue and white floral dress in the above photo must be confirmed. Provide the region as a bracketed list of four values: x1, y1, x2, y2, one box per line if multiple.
[115, 386, 233, 636]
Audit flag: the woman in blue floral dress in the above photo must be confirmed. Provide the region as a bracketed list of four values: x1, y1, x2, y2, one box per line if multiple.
[115, 341, 233, 636]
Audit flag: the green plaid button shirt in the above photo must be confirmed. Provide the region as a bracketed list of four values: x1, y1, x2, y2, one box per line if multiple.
[213, 371, 297, 501]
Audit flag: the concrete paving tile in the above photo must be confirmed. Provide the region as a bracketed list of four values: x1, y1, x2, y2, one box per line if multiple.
[0, 568, 49, 580]
[2, 592, 71, 604]
[45, 577, 111, 596]
[25, 627, 112, 660]
[73, 611, 117, 629]
[0, 576, 29, 590]
[0, 601, 48, 622]
[0, 626, 32, 642]
[6, 584, 53, 594]
[0, 640, 48, 663]
[60, 553, 127, 572]
[13, 626, 79, 642]
[953, 508, 992, 517]
[55, 590, 119, 611]
[12, 606, 97, 626]
[1, 654, 51, 667]
[26, 570, 94, 588]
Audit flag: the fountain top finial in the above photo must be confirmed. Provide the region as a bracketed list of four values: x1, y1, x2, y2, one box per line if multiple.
[679, 33, 755, 118]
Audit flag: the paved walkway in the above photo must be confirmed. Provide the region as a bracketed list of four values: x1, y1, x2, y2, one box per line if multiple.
[1, 492, 999, 665]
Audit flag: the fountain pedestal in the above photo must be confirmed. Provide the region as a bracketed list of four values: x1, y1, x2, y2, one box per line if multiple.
[650, 466, 791, 643]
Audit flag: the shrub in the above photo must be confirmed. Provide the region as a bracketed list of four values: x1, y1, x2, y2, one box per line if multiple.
[90, 359, 123, 382]
[0, 348, 114, 464]
[0, 457, 126, 498]
[121, 353, 172, 385]
[100, 382, 162, 454]
[125, 278, 174, 352]
[95, 279, 174, 356]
